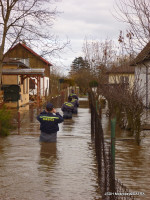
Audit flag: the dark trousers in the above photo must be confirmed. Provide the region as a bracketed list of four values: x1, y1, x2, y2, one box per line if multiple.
[73, 107, 78, 114]
[40, 131, 57, 142]
[63, 111, 72, 119]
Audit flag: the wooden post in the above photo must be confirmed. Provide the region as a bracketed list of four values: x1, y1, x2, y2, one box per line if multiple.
[96, 100, 98, 112]
[43, 77, 44, 96]
[37, 76, 41, 107]
[111, 118, 116, 170]
[111, 117, 116, 196]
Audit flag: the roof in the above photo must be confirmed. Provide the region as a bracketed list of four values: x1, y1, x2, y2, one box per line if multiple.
[131, 42, 150, 65]
[2, 68, 45, 76]
[6, 43, 52, 66]
[3, 57, 29, 68]
[106, 65, 135, 74]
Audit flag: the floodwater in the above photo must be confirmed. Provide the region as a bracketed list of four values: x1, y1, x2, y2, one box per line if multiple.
[0, 98, 101, 200]
[0, 98, 150, 200]
[102, 108, 150, 200]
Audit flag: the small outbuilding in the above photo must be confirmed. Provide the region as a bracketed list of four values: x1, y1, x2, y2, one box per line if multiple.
[2, 58, 45, 107]
[5, 42, 52, 97]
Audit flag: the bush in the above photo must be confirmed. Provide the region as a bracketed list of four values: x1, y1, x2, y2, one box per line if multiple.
[89, 80, 98, 87]
[0, 106, 13, 136]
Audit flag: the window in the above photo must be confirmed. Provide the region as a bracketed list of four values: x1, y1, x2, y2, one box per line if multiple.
[120, 76, 129, 84]
[29, 78, 35, 89]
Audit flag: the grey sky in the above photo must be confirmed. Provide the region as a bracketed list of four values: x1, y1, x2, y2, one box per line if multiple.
[52, 0, 126, 74]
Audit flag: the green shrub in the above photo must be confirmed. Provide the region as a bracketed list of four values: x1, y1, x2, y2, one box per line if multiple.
[0, 106, 12, 136]
[89, 80, 98, 87]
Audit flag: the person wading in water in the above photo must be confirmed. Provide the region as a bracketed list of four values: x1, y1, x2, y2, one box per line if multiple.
[61, 97, 74, 119]
[37, 103, 64, 142]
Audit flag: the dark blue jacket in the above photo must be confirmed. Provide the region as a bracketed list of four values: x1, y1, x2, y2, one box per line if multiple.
[37, 111, 64, 134]
[71, 99, 79, 107]
[69, 93, 78, 100]
[61, 102, 74, 113]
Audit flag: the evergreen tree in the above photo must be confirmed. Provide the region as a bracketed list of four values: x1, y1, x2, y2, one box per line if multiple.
[70, 57, 90, 73]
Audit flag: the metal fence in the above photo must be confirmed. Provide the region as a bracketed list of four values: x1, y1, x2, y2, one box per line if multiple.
[88, 91, 135, 200]
[43, 89, 68, 108]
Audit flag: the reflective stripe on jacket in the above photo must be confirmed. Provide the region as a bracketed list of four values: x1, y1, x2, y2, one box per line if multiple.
[61, 102, 74, 112]
[71, 99, 79, 107]
[69, 93, 78, 100]
[37, 111, 64, 134]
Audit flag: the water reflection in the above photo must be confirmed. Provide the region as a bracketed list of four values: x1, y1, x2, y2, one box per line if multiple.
[39, 142, 57, 169]
[2, 98, 149, 200]
[101, 109, 150, 200]
[62, 118, 75, 133]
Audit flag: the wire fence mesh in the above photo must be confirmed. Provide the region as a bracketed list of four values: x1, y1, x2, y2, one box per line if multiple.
[88, 90, 135, 200]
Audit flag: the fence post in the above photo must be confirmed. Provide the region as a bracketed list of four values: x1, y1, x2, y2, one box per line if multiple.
[96, 100, 98, 112]
[111, 118, 116, 198]
[111, 118, 116, 170]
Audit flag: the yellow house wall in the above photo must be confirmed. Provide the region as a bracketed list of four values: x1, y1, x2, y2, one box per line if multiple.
[2, 64, 29, 107]
[2, 75, 18, 85]
[109, 73, 135, 89]
[2, 65, 18, 85]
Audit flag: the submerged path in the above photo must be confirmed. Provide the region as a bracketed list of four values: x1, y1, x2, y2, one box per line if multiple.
[0, 97, 150, 200]
[0, 98, 102, 200]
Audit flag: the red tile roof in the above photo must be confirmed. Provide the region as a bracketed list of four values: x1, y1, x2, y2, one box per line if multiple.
[6, 43, 52, 66]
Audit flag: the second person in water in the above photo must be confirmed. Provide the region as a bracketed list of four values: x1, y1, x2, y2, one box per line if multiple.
[61, 97, 74, 119]
[61, 90, 79, 119]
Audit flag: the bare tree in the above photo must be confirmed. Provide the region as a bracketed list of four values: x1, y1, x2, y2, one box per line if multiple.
[0, 0, 68, 89]
[82, 38, 117, 75]
[115, 0, 150, 49]
[98, 69, 145, 144]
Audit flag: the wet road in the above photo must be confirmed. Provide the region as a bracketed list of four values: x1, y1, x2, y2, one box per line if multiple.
[0, 98, 101, 200]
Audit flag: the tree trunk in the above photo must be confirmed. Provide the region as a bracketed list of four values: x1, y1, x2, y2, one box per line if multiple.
[0, 59, 3, 91]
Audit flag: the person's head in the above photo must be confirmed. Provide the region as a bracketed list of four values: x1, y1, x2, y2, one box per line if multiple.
[71, 89, 74, 93]
[46, 102, 54, 112]
[68, 96, 72, 102]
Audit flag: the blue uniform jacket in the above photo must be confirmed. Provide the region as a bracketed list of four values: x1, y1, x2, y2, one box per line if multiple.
[61, 102, 74, 112]
[69, 93, 78, 100]
[37, 110, 64, 134]
[71, 99, 79, 107]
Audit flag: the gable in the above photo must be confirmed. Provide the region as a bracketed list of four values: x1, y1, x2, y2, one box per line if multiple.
[131, 42, 150, 65]
[5, 43, 51, 77]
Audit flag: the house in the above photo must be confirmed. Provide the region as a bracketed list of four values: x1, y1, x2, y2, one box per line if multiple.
[5, 42, 52, 97]
[106, 65, 135, 90]
[2, 58, 45, 107]
[131, 42, 150, 107]
[2, 58, 29, 107]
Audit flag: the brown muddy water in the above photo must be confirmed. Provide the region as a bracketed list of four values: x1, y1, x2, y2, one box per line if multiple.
[0, 98, 149, 200]
[0, 98, 101, 200]
[102, 108, 150, 200]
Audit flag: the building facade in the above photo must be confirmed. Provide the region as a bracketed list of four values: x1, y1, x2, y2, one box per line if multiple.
[5, 42, 52, 97]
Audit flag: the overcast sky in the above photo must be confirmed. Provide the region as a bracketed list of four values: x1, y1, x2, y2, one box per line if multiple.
[52, 0, 127, 75]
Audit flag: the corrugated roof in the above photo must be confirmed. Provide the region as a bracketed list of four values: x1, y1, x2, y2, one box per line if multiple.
[131, 42, 150, 65]
[6, 43, 52, 66]
[2, 68, 45, 76]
